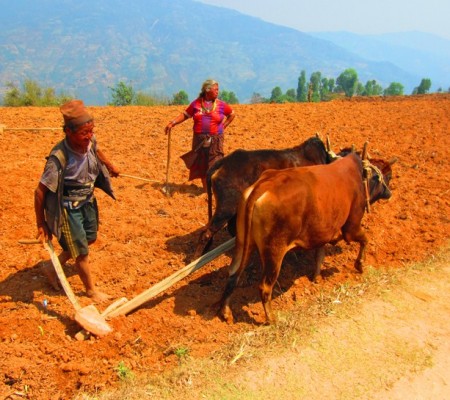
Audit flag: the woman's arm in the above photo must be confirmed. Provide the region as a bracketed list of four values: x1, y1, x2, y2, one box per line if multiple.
[223, 112, 235, 129]
[165, 113, 188, 134]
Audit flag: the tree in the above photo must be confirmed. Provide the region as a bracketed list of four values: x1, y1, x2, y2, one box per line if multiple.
[336, 68, 358, 97]
[309, 71, 322, 102]
[412, 78, 432, 94]
[327, 78, 336, 94]
[356, 82, 365, 96]
[220, 90, 239, 104]
[384, 82, 404, 96]
[270, 86, 284, 103]
[296, 70, 307, 102]
[171, 90, 189, 105]
[363, 80, 383, 96]
[109, 81, 135, 106]
[285, 88, 296, 102]
[250, 92, 266, 104]
[320, 77, 330, 101]
[3, 82, 21, 106]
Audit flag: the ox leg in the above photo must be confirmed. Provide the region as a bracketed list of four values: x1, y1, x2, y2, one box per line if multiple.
[344, 227, 368, 273]
[218, 243, 255, 324]
[311, 246, 325, 282]
[226, 215, 237, 237]
[193, 213, 236, 260]
[354, 237, 368, 273]
[193, 228, 214, 260]
[218, 273, 240, 324]
[259, 251, 284, 324]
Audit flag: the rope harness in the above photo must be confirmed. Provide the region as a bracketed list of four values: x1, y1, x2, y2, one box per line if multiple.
[362, 160, 389, 213]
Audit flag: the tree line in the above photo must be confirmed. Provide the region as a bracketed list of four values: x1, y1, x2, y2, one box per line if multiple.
[258, 69, 439, 104]
[1, 68, 447, 107]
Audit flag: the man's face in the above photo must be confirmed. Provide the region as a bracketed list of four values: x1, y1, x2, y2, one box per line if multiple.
[69, 121, 94, 151]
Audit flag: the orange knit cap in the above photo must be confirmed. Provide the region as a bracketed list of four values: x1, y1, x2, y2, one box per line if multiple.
[60, 99, 93, 127]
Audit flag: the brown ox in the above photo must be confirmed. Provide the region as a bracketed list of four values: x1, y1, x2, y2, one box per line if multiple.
[193, 136, 336, 259]
[218, 151, 394, 324]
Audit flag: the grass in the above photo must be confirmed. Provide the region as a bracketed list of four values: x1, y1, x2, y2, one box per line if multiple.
[77, 243, 449, 400]
[114, 361, 134, 382]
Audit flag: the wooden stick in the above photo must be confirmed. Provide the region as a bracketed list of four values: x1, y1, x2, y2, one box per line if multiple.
[3, 127, 60, 131]
[163, 130, 172, 196]
[18, 239, 41, 245]
[43, 240, 82, 311]
[105, 238, 236, 319]
[120, 173, 160, 183]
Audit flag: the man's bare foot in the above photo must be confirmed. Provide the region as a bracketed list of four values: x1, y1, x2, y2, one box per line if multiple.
[41, 261, 60, 290]
[87, 289, 111, 303]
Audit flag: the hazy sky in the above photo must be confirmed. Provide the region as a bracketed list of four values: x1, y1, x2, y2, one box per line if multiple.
[198, 0, 450, 40]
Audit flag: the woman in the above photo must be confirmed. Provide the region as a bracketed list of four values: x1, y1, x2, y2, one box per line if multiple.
[165, 79, 235, 190]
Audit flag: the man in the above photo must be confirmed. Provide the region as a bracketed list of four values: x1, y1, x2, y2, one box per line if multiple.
[34, 99, 119, 302]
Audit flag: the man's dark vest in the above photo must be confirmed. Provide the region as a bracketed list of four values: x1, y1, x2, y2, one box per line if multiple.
[44, 138, 115, 239]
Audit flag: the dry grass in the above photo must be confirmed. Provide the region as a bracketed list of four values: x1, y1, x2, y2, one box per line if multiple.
[76, 243, 449, 400]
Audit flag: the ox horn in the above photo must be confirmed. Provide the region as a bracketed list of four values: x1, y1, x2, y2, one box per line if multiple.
[326, 135, 332, 152]
[362, 141, 369, 160]
[388, 156, 398, 165]
[351, 144, 356, 153]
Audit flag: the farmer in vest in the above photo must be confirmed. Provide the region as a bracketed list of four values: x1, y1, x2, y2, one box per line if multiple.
[34, 99, 119, 302]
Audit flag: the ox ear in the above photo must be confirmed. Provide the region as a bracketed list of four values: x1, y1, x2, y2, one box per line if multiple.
[362, 141, 369, 160]
[388, 157, 398, 165]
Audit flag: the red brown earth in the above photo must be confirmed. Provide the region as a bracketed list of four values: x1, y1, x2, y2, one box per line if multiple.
[0, 95, 449, 399]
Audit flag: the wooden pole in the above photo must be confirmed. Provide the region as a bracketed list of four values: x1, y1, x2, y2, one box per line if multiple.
[105, 238, 236, 319]
[120, 173, 160, 183]
[163, 130, 172, 196]
[2, 127, 60, 132]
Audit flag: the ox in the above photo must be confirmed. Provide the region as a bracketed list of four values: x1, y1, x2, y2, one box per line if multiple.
[218, 149, 394, 324]
[193, 136, 336, 259]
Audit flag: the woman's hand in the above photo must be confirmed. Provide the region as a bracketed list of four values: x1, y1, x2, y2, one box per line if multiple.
[165, 121, 176, 135]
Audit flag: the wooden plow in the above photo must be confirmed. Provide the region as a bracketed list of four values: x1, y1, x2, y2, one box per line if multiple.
[107, 238, 235, 318]
[74, 237, 235, 339]
[21, 237, 235, 338]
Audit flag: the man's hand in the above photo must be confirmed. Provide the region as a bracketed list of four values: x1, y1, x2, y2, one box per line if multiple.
[36, 222, 52, 243]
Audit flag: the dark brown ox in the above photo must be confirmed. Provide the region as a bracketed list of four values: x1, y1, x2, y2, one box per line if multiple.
[193, 136, 335, 259]
[218, 151, 394, 324]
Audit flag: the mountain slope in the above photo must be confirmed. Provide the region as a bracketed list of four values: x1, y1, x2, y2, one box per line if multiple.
[0, 0, 429, 104]
[309, 31, 450, 91]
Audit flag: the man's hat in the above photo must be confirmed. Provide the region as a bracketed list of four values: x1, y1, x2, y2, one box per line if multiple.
[60, 99, 92, 127]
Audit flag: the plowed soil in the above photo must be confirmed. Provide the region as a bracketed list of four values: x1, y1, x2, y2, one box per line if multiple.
[1, 95, 449, 399]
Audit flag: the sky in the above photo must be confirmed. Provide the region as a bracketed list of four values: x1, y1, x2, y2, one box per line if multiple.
[197, 0, 450, 40]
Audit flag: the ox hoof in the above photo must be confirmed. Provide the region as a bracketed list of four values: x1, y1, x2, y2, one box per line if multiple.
[219, 306, 234, 324]
[355, 262, 364, 273]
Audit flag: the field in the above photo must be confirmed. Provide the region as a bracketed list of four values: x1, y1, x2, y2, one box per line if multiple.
[0, 95, 449, 399]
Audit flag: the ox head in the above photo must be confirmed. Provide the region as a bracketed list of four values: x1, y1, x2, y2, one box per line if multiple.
[361, 143, 397, 204]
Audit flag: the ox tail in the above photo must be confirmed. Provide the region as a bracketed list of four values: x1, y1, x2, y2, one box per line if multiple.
[232, 183, 264, 278]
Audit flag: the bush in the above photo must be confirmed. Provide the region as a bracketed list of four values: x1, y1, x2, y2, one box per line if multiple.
[2, 80, 72, 106]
